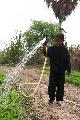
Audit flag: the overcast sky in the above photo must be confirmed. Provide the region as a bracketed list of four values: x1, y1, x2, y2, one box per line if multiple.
[0, 0, 80, 50]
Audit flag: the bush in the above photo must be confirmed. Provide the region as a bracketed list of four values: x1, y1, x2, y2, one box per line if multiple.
[65, 70, 80, 86]
[0, 71, 6, 84]
[0, 71, 40, 120]
[0, 90, 23, 120]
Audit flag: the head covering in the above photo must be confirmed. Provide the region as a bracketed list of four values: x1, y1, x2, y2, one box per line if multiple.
[55, 33, 64, 41]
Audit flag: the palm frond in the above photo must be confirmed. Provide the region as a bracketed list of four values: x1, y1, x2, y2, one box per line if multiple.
[44, 0, 78, 22]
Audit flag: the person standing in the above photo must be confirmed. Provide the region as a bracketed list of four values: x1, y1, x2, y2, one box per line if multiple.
[43, 33, 71, 105]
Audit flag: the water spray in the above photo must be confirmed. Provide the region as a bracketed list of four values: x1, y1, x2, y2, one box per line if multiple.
[0, 38, 47, 99]
[4, 38, 46, 84]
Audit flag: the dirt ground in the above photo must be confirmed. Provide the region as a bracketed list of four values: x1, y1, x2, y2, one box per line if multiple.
[0, 66, 80, 120]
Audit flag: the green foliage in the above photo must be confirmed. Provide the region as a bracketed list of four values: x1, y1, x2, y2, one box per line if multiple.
[5, 32, 24, 65]
[23, 20, 59, 50]
[0, 90, 23, 120]
[23, 20, 59, 65]
[65, 70, 80, 86]
[0, 51, 7, 64]
[0, 71, 39, 120]
[0, 88, 39, 120]
[0, 20, 59, 65]
[0, 74, 21, 120]
[0, 71, 6, 84]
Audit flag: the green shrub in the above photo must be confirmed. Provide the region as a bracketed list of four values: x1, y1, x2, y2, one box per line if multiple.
[0, 89, 40, 120]
[0, 71, 6, 84]
[0, 90, 23, 120]
[0, 71, 40, 120]
[65, 70, 80, 86]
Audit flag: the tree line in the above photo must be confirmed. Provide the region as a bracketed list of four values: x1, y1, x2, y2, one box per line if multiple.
[0, 20, 59, 66]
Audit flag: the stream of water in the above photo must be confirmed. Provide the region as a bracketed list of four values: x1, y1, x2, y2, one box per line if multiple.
[4, 38, 46, 84]
[0, 38, 46, 98]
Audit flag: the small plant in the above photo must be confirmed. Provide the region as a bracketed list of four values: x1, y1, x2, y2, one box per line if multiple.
[0, 86, 40, 119]
[0, 89, 23, 120]
[0, 70, 40, 120]
[65, 70, 80, 86]
[0, 71, 6, 84]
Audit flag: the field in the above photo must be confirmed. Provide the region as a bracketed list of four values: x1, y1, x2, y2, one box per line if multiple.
[0, 69, 39, 120]
[0, 66, 80, 120]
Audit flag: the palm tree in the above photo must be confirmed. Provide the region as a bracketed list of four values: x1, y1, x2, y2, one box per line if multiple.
[44, 0, 78, 31]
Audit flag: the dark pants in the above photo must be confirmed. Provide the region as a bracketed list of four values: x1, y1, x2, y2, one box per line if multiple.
[48, 71, 65, 101]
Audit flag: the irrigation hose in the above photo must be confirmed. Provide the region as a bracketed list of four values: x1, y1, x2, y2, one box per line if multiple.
[19, 47, 47, 97]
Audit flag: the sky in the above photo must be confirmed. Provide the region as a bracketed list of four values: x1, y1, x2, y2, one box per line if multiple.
[0, 0, 80, 50]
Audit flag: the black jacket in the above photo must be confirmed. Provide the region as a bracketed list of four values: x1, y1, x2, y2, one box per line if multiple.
[43, 45, 71, 73]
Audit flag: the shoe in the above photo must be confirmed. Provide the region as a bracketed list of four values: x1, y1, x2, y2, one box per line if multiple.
[56, 101, 61, 106]
[48, 99, 54, 105]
